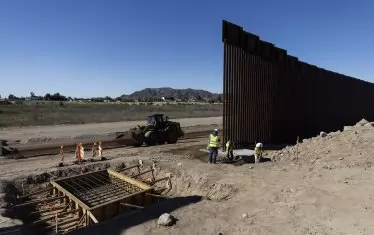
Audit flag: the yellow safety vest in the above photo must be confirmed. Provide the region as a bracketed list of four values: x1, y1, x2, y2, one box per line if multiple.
[98, 145, 102, 157]
[209, 134, 220, 148]
[226, 141, 233, 150]
[80, 146, 85, 158]
[254, 147, 262, 156]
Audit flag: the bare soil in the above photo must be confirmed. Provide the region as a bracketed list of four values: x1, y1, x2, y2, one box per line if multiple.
[0, 116, 222, 143]
[0, 102, 222, 127]
[1, 119, 374, 235]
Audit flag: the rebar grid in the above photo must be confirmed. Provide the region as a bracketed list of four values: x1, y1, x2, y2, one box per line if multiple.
[57, 171, 143, 207]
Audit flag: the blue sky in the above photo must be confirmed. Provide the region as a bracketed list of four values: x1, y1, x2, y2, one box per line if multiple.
[0, 0, 373, 98]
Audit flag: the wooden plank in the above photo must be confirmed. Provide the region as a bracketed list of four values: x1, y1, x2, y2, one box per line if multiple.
[32, 209, 80, 225]
[14, 196, 66, 208]
[76, 213, 86, 227]
[58, 208, 80, 217]
[152, 176, 170, 184]
[154, 187, 168, 194]
[44, 216, 79, 230]
[146, 193, 169, 198]
[132, 169, 154, 178]
[50, 181, 90, 210]
[107, 169, 152, 190]
[117, 164, 140, 172]
[61, 202, 72, 212]
[30, 205, 65, 215]
[87, 211, 98, 224]
[89, 188, 152, 210]
[18, 187, 53, 199]
[120, 203, 144, 209]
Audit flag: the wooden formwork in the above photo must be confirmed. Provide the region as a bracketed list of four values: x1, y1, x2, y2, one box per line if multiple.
[14, 164, 172, 234]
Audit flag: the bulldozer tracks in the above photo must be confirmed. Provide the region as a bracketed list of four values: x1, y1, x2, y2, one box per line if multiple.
[3, 130, 211, 159]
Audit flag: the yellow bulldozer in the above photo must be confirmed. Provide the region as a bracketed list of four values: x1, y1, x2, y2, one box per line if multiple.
[115, 114, 184, 147]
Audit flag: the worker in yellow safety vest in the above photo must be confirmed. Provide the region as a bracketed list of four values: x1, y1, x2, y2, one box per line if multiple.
[98, 141, 103, 160]
[60, 145, 64, 163]
[254, 142, 263, 164]
[207, 129, 221, 164]
[226, 140, 234, 161]
[76, 143, 84, 164]
[92, 142, 97, 158]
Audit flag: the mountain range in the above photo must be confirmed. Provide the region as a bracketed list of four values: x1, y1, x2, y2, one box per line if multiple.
[120, 87, 222, 100]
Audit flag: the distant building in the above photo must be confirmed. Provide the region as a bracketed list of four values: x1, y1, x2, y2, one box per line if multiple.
[161, 96, 175, 102]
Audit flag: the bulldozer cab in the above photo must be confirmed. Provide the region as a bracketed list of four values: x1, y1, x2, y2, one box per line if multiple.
[147, 114, 167, 129]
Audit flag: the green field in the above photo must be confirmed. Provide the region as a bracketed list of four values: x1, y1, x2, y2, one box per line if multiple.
[0, 102, 223, 127]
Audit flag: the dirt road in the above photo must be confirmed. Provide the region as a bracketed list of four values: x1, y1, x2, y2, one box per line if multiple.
[0, 116, 222, 142]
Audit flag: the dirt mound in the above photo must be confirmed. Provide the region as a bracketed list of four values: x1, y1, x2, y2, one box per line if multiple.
[24, 136, 67, 144]
[169, 171, 237, 201]
[151, 159, 238, 201]
[273, 119, 374, 168]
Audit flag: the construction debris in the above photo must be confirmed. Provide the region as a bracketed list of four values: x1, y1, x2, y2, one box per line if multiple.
[355, 118, 369, 127]
[157, 213, 175, 226]
[274, 119, 374, 164]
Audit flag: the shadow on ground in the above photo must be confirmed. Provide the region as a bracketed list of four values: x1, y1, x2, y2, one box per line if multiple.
[240, 155, 272, 164]
[1, 181, 45, 235]
[69, 195, 203, 235]
[0, 225, 23, 235]
[221, 155, 272, 165]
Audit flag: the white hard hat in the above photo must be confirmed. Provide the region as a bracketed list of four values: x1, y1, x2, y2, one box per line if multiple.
[214, 129, 218, 132]
[256, 143, 263, 148]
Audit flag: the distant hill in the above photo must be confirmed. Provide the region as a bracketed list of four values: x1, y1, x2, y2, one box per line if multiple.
[120, 87, 222, 100]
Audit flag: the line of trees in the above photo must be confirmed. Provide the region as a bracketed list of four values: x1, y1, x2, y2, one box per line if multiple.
[4, 92, 223, 103]
[7, 92, 70, 101]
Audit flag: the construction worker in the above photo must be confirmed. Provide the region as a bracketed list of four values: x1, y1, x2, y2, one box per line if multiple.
[75, 143, 80, 163]
[60, 145, 64, 163]
[75, 143, 84, 164]
[92, 142, 97, 158]
[254, 142, 263, 164]
[75, 143, 78, 158]
[207, 129, 221, 164]
[80, 143, 85, 162]
[98, 141, 103, 160]
[226, 140, 234, 161]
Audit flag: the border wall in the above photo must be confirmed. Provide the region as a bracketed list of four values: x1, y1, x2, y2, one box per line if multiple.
[222, 20, 374, 147]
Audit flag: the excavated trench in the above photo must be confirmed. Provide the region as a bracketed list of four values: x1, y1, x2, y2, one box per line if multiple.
[1, 180, 48, 235]
[0, 162, 138, 235]
[0, 159, 238, 235]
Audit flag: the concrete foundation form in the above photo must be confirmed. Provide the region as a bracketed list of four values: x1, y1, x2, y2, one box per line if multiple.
[12, 162, 172, 234]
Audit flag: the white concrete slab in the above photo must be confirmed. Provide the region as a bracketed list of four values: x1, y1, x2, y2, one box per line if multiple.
[233, 149, 254, 156]
[200, 148, 254, 156]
